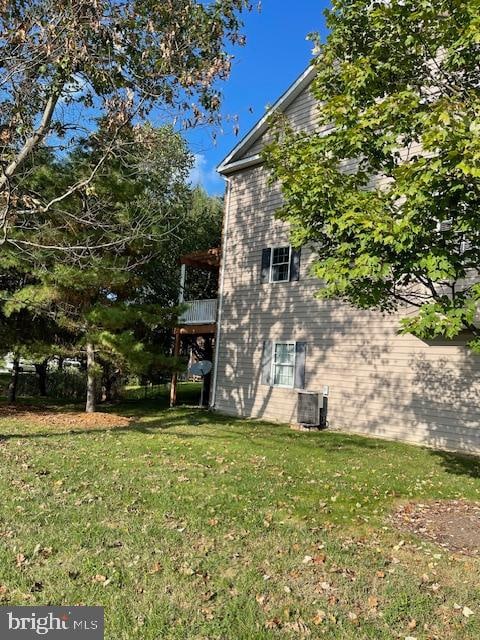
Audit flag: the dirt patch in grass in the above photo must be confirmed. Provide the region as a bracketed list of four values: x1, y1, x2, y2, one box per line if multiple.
[0, 404, 131, 430]
[392, 500, 480, 557]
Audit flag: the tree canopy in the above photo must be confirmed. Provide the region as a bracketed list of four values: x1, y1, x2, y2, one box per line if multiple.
[265, 0, 480, 350]
[1, 125, 223, 410]
[0, 0, 250, 243]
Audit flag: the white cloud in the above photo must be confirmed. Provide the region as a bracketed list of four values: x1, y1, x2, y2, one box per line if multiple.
[188, 153, 224, 194]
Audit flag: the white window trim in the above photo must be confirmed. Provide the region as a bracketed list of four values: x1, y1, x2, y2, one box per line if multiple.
[271, 341, 296, 388]
[269, 245, 291, 283]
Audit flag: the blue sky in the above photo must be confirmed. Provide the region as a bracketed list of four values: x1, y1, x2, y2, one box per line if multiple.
[187, 1, 331, 195]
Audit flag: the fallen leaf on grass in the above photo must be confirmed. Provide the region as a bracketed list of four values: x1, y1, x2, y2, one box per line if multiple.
[313, 554, 326, 564]
[149, 563, 162, 574]
[179, 565, 195, 576]
[284, 620, 310, 635]
[462, 606, 474, 618]
[367, 595, 379, 610]
[265, 618, 282, 630]
[16, 553, 26, 568]
[348, 612, 359, 625]
[201, 607, 214, 620]
[312, 610, 326, 625]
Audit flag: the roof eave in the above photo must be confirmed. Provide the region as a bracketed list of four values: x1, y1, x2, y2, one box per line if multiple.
[217, 64, 316, 176]
[217, 153, 262, 176]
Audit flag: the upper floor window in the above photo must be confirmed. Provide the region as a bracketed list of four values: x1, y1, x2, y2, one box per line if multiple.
[261, 246, 301, 284]
[270, 246, 291, 282]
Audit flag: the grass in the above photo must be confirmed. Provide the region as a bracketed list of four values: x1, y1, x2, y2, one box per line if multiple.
[0, 383, 479, 639]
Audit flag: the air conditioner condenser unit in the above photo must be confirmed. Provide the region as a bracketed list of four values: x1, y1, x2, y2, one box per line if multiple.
[297, 387, 329, 429]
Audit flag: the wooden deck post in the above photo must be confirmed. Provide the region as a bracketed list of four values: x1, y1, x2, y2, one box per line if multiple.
[170, 328, 181, 407]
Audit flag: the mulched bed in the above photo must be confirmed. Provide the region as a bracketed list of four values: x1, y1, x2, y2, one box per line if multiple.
[0, 404, 132, 430]
[392, 500, 480, 557]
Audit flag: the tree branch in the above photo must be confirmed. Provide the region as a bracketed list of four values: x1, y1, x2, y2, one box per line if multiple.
[0, 91, 61, 190]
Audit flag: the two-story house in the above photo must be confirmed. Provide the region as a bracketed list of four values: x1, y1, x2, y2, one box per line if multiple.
[209, 66, 480, 455]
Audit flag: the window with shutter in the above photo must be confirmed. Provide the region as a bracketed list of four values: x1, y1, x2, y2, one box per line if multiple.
[265, 341, 307, 389]
[261, 246, 302, 284]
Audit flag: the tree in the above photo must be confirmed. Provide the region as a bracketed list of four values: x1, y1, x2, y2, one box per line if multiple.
[265, 0, 480, 350]
[0, 307, 70, 403]
[138, 186, 223, 305]
[0, 0, 252, 244]
[4, 124, 194, 412]
[0, 253, 76, 402]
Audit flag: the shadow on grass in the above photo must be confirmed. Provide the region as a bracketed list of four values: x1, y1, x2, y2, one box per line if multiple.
[430, 449, 480, 479]
[0, 400, 397, 458]
[2, 395, 479, 474]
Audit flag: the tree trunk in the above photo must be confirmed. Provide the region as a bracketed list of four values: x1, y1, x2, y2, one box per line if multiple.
[85, 342, 96, 413]
[35, 359, 48, 396]
[101, 362, 116, 403]
[7, 356, 20, 404]
[202, 336, 213, 407]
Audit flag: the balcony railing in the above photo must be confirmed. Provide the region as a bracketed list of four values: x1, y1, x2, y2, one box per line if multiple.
[179, 298, 218, 325]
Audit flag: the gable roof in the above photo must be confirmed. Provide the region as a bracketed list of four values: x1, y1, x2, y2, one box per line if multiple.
[217, 64, 316, 176]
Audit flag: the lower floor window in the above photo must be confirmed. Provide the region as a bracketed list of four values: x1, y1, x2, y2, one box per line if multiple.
[272, 342, 295, 387]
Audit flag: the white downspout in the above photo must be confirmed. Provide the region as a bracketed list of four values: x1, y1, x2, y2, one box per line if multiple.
[210, 175, 232, 408]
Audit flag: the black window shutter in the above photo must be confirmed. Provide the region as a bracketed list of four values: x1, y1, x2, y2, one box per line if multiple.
[294, 342, 307, 389]
[261, 248, 272, 283]
[261, 340, 273, 386]
[290, 248, 301, 281]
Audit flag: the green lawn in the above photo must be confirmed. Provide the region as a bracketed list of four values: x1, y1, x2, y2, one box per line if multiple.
[0, 385, 479, 639]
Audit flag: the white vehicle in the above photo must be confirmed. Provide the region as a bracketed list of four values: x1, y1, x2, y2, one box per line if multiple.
[62, 359, 81, 369]
[4, 358, 36, 373]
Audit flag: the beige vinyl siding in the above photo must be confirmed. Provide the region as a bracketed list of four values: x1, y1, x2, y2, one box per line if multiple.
[215, 83, 480, 455]
[239, 86, 320, 159]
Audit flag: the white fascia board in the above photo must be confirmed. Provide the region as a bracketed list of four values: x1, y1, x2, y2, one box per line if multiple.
[217, 65, 316, 175]
[217, 153, 262, 175]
